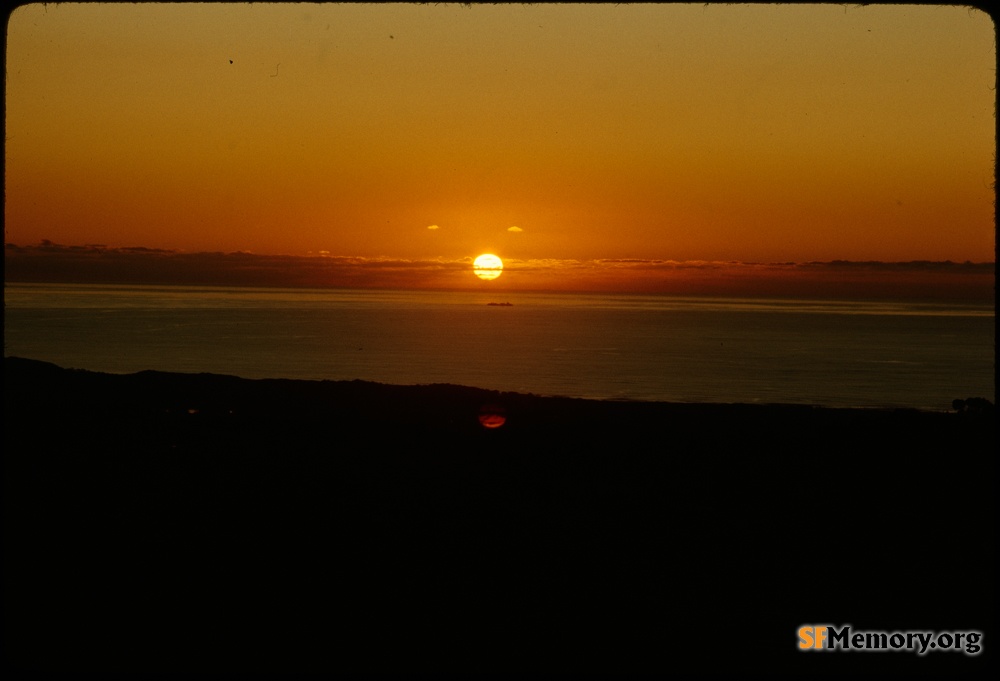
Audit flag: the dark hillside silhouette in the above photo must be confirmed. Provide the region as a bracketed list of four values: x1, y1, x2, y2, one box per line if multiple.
[3, 357, 994, 676]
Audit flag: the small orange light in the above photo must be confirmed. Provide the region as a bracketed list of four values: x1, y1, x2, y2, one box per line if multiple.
[478, 403, 507, 429]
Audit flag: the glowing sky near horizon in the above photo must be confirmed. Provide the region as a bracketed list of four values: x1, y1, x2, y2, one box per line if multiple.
[4, 2, 996, 270]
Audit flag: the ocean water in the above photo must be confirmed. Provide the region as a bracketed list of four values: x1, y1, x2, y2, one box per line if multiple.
[3, 282, 994, 410]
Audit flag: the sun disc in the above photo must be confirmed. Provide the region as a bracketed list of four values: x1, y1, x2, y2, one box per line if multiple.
[473, 254, 503, 281]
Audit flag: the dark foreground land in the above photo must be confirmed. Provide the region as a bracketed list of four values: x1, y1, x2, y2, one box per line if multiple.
[3, 356, 995, 677]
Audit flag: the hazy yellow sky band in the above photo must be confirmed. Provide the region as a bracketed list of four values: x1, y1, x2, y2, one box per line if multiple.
[4, 2, 996, 268]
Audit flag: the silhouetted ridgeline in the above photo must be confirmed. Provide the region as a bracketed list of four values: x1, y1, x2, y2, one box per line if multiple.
[3, 357, 995, 676]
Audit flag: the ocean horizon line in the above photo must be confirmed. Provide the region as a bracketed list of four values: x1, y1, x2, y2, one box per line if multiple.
[4, 241, 995, 301]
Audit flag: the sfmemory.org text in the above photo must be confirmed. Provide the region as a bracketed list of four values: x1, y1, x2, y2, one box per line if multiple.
[798, 624, 982, 655]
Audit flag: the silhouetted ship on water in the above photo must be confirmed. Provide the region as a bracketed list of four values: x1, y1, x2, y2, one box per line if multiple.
[486, 302, 513, 306]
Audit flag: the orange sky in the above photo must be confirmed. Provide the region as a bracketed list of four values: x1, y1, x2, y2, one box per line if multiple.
[3, 2, 996, 294]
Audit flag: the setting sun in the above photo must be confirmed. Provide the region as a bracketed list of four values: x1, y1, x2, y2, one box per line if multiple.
[473, 254, 503, 281]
